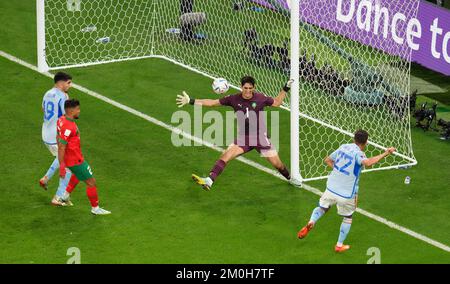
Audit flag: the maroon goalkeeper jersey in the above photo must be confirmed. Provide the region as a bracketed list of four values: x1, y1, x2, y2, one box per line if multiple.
[219, 92, 274, 139]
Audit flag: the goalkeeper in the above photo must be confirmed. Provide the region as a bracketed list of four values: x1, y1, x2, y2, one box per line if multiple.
[176, 76, 294, 191]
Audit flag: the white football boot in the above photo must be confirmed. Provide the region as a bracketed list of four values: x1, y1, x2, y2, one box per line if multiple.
[91, 207, 111, 215]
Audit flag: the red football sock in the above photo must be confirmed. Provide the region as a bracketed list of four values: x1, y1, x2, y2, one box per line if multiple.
[86, 186, 99, 207]
[65, 175, 80, 193]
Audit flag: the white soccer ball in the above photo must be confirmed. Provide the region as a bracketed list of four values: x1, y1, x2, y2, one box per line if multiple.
[212, 78, 229, 94]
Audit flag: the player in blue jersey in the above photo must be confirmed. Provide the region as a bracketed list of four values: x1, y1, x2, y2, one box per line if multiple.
[39, 72, 74, 206]
[297, 130, 395, 252]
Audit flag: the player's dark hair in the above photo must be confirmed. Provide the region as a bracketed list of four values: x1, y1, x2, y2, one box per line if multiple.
[54, 72, 72, 83]
[64, 99, 80, 110]
[354, 129, 369, 145]
[241, 76, 256, 87]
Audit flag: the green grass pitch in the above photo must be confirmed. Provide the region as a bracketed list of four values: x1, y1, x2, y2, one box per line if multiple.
[0, 0, 449, 263]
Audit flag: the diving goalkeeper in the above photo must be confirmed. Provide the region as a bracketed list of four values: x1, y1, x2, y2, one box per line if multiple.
[176, 76, 295, 190]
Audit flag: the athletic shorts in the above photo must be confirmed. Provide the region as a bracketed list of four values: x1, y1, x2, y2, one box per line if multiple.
[45, 143, 58, 157]
[319, 189, 357, 217]
[68, 161, 94, 181]
[232, 135, 277, 157]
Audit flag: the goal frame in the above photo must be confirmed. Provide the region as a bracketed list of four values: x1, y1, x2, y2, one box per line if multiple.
[36, 0, 418, 182]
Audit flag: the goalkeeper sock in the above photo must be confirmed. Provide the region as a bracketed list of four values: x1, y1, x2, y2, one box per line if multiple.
[337, 218, 352, 246]
[45, 157, 59, 180]
[65, 174, 80, 194]
[209, 159, 227, 181]
[310, 207, 326, 224]
[278, 166, 290, 180]
[87, 186, 99, 207]
[205, 177, 213, 186]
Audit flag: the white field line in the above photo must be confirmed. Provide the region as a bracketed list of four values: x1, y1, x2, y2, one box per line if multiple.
[1, 50, 448, 253]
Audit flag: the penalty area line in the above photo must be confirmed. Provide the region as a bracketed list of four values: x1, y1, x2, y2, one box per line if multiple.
[1, 50, 448, 253]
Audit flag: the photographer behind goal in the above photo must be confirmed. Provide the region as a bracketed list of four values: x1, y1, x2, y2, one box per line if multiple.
[180, 0, 206, 41]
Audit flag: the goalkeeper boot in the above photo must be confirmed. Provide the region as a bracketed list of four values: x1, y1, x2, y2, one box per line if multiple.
[91, 207, 111, 215]
[297, 222, 314, 239]
[335, 244, 351, 253]
[39, 176, 49, 190]
[289, 178, 302, 187]
[192, 174, 213, 191]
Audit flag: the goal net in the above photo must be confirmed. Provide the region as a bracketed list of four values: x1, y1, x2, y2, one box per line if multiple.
[39, 0, 419, 181]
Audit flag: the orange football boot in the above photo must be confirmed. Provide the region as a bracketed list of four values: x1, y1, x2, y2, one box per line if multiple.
[335, 244, 351, 253]
[297, 222, 314, 239]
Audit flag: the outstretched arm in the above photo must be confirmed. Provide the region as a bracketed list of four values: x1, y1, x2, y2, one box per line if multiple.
[272, 90, 287, 108]
[362, 147, 396, 168]
[194, 99, 221, 107]
[176, 91, 221, 108]
[272, 79, 294, 107]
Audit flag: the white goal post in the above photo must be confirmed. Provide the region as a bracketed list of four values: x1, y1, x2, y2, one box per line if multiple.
[37, 0, 49, 73]
[37, 0, 419, 182]
[290, 0, 301, 183]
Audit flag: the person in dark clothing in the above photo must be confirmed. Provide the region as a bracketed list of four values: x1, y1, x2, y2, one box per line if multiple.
[180, 0, 194, 14]
[180, 0, 194, 40]
[277, 39, 290, 72]
[180, 0, 206, 41]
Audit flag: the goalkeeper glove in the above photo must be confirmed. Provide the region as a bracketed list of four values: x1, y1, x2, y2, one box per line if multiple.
[283, 79, 294, 92]
[59, 163, 66, 178]
[176, 91, 195, 108]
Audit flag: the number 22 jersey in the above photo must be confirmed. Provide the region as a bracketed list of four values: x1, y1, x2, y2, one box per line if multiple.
[326, 143, 367, 199]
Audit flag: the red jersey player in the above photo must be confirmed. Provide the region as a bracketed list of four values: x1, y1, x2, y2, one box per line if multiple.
[57, 99, 111, 215]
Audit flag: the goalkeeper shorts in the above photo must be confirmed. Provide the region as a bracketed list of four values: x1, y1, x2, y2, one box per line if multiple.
[232, 135, 277, 157]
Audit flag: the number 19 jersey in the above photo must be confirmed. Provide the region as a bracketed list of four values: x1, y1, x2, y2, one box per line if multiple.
[326, 143, 367, 199]
[42, 88, 68, 145]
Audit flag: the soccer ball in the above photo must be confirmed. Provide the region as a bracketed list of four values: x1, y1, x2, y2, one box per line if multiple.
[212, 78, 229, 94]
